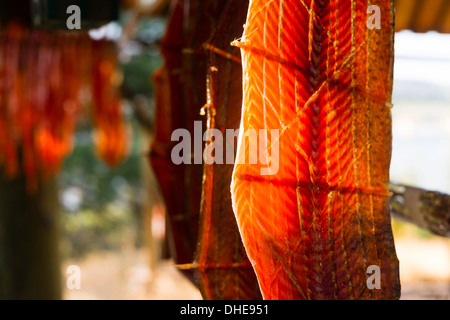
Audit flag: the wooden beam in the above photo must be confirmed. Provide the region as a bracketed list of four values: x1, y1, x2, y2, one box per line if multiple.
[390, 183, 450, 238]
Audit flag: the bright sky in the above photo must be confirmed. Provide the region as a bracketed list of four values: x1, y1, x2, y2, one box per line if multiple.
[391, 31, 450, 194]
[394, 30, 450, 88]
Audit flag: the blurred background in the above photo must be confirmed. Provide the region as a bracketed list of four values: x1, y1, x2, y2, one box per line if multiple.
[0, 0, 448, 300]
[390, 30, 450, 300]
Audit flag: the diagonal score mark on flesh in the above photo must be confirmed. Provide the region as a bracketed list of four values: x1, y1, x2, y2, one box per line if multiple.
[231, 0, 400, 300]
[256, 218, 307, 299]
[233, 34, 372, 155]
[232, 32, 386, 174]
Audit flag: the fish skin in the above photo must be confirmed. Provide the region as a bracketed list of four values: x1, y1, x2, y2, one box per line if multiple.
[195, 0, 263, 300]
[150, 1, 262, 299]
[150, 0, 209, 281]
[231, 0, 400, 300]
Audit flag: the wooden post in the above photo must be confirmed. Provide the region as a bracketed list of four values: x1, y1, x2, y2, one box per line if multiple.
[0, 174, 61, 300]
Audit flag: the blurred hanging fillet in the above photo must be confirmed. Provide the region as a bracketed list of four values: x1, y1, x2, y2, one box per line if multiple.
[0, 23, 127, 191]
[150, 0, 210, 282]
[0, 24, 26, 180]
[33, 32, 85, 179]
[91, 40, 130, 167]
[231, 0, 400, 299]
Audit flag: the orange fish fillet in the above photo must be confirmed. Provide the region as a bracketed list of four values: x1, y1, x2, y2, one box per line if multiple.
[231, 0, 400, 299]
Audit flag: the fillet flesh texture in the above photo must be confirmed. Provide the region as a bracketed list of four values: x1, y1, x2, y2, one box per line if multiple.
[231, 0, 400, 299]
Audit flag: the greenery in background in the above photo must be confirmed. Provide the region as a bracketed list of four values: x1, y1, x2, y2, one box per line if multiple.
[391, 218, 437, 240]
[121, 17, 166, 99]
[59, 15, 166, 259]
[59, 119, 144, 259]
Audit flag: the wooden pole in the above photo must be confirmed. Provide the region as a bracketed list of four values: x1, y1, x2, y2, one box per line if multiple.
[0, 174, 61, 300]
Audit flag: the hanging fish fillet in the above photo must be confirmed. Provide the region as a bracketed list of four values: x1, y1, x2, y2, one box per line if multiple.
[194, 0, 262, 300]
[151, 0, 261, 298]
[231, 0, 400, 299]
[0, 23, 127, 191]
[150, 0, 220, 282]
[91, 40, 130, 168]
